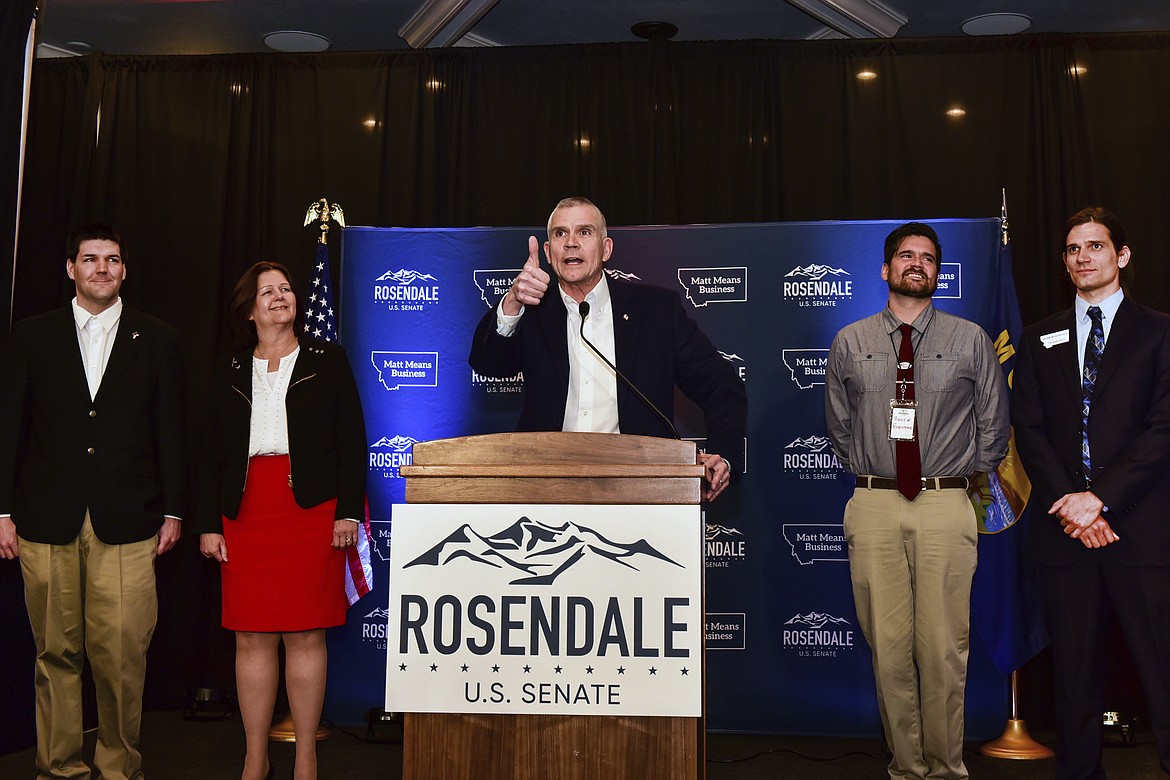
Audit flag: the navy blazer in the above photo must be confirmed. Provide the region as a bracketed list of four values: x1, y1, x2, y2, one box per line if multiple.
[0, 304, 186, 545]
[1013, 297, 1170, 566]
[469, 277, 747, 475]
[193, 339, 367, 534]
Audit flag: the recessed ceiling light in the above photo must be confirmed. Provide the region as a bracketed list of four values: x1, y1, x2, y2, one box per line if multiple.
[856, 69, 877, 81]
[946, 106, 967, 118]
[961, 13, 1031, 36]
[263, 31, 331, 53]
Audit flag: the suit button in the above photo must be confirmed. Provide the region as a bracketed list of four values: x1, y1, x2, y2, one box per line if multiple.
[89, 410, 97, 418]
[87, 447, 95, 455]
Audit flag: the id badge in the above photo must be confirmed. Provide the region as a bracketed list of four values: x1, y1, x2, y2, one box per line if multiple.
[889, 401, 917, 441]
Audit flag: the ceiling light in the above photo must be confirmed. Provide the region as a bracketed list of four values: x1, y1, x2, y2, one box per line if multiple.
[946, 107, 967, 118]
[263, 31, 330, 52]
[1069, 64, 1089, 76]
[961, 13, 1031, 36]
[631, 22, 678, 41]
[785, 0, 906, 38]
[856, 69, 877, 81]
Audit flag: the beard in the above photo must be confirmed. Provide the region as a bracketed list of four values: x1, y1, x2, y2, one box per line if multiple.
[887, 269, 937, 299]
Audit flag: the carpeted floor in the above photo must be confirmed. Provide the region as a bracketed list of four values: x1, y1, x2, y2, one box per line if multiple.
[0, 710, 1164, 779]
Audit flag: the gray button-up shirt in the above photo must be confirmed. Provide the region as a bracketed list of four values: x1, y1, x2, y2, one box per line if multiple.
[825, 304, 1009, 478]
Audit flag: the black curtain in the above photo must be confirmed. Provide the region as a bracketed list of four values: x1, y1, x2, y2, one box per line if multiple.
[0, 0, 38, 757]
[8, 31, 1170, 721]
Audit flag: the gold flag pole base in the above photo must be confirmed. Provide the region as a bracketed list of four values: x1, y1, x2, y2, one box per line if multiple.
[268, 714, 331, 742]
[979, 719, 1053, 759]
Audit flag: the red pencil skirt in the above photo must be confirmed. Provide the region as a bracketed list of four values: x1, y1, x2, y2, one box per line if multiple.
[220, 455, 347, 632]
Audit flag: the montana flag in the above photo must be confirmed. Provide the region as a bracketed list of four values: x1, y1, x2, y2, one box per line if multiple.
[306, 240, 374, 606]
[969, 232, 1049, 675]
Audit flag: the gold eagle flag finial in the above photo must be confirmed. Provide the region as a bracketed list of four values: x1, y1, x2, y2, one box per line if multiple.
[304, 198, 346, 244]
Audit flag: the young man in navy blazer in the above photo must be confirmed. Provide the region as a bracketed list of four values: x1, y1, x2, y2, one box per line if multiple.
[1013, 207, 1170, 780]
[0, 224, 185, 780]
[469, 197, 746, 501]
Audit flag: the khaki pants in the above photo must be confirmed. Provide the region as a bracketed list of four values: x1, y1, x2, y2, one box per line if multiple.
[20, 513, 158, 780]
[844, 486, 977, 780]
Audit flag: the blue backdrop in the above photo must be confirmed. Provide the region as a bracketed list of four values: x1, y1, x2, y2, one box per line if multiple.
[324, 218, 1021, 738]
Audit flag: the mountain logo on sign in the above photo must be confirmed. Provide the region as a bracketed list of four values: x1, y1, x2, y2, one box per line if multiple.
[375, 269, 438, 284]
[371, 435, 417, 451]
[785, 435, 832, 452]
[784, 264, 849, 281]
[405, 516, 681, 585]
[606, 268, 641, 281]
[364, 607, 390, 620]
[784, 612, 850, 629]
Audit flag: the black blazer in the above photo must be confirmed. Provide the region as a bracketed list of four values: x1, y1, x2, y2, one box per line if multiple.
[0, 304, 186, 545]
[193, 339, 367, 534]
[1012, 297, 1170, 566]
[468, 277, 748, 475]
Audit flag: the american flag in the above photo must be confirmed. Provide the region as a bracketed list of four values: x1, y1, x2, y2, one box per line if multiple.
[307, 241, 374, 606]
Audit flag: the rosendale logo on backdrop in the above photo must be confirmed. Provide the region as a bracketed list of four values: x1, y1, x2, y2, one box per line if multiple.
[385, 504, 703, 717]
[677, 267, 748, 307]
[372, 269, 440, 311]
[370, 351, 438, 390]
[783, 264, 853, 307]
[781, 349, 828, 389]
[781, 611, 856, 658]
[472, 269, 521, 308]
[783, 435, 844, 480]
[935, 262, 963, 299]
[369, 434, 417, 479]
[706, 523, 747, 569]
[781, 524, 848, 565]
[471, 369, 523, 394]
[705, 612, 746, 650]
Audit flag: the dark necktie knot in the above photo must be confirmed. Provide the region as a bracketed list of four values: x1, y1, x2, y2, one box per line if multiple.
[1087, 305, 1103, 324]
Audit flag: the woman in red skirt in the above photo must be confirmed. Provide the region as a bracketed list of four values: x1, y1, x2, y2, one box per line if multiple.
[195, 262, 367, 780]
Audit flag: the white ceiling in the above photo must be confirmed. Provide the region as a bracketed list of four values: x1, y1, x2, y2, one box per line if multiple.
[35, 0, 1170, 57]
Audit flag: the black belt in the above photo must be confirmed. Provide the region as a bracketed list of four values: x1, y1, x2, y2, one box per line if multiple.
[856, 476, 969, 491]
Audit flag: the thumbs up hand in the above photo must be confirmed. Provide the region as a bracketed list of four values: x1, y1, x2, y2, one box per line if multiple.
[501, 235, 551, 315]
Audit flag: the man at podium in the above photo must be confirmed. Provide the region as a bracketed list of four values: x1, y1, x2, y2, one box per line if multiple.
[469, 197, 747, 502]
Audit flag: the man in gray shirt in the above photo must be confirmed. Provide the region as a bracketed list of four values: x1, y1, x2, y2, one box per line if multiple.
[825, 222, 1009, 780]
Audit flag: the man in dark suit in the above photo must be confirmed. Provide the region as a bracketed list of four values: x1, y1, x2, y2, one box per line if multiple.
[0, 224, 185, 780]
[469, 197, 746, 500]
[1013, 207, 1170, 780]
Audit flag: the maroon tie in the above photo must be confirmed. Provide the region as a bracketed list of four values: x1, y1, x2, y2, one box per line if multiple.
[896, 323, 922, 501]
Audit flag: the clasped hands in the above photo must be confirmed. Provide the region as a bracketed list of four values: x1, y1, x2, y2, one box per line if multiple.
[1049, 491, 1120, 549]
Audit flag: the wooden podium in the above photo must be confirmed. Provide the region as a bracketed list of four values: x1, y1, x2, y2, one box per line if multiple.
[397, 431, 706, 780]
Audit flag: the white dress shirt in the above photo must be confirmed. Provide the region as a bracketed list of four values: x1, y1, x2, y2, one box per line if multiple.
[72, 297, 122, 400]
[496, 275, 620, 433]
[249, 347, 300, 456]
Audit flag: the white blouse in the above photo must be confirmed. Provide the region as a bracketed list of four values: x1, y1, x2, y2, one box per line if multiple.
[248, 347, 300, 456]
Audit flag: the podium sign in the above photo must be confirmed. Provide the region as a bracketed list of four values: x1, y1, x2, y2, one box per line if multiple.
[386, 503, 703, 717]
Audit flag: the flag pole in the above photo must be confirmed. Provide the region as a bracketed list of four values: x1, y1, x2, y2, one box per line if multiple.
[268, 197, 347, 744]
[979, 188, 1053, 760]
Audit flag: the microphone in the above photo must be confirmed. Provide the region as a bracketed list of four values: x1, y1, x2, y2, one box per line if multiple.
[577, 300, 679, 439]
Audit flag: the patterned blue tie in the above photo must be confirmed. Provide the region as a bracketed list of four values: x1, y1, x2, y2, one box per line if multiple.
[1081, 306, 1105, 485]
